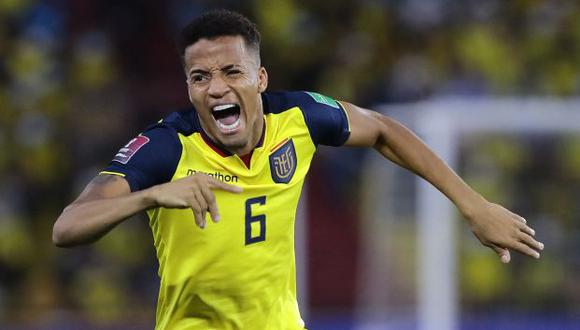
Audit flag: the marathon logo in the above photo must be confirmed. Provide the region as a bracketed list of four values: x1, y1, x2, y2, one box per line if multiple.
[269, 138, 297, 184]
[187, 169, 239, 183]
[113, 135, 150, 164]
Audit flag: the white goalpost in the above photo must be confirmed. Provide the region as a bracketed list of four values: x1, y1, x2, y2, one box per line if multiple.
[356, 97, 580, 330]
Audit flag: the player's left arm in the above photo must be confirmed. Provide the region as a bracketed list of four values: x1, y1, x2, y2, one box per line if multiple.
[340, 101, 544, 263]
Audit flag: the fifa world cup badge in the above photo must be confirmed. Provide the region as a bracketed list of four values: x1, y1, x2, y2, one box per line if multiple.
[113, 135, 150, 164]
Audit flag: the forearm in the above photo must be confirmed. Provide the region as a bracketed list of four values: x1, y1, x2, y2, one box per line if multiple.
[375, 116, 486, 218]
[345, 104, 543, 261]
[53, 189, 156, 247]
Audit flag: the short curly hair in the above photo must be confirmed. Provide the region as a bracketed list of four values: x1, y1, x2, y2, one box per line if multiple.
[178, 9, 261, 63]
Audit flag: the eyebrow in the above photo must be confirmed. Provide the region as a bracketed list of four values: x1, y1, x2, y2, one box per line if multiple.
[189, 68, 209, 76]
[188, 64, 241, 76]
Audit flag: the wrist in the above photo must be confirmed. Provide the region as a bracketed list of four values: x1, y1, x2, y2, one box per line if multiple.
[140, 186, 160, 209]
[456, 191, 487, 221]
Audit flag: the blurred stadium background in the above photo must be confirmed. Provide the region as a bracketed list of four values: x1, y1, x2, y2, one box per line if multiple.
[0, 0, 579, 329]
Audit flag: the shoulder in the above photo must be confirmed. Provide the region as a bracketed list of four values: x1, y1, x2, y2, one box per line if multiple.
[262, 91, 343, 114]
[262, 91, 350, 147]
[131, 107, 204, 161]
[103, 108, 202, 191]
[146, 107, 203, 137]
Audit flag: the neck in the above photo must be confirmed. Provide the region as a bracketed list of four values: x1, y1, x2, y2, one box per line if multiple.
[230, 95, 264, 155]
[230, 117, 264, 156]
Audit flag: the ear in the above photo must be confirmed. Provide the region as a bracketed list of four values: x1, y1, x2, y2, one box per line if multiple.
[186, 82, 194, 104]
[257, 67, 268, 93]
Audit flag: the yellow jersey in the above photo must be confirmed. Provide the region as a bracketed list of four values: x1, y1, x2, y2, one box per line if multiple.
[102, 91, 351, 329]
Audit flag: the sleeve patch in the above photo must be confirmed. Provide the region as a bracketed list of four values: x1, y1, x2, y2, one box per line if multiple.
[305, 92, 340, 109]
[113, 135, 150, 164]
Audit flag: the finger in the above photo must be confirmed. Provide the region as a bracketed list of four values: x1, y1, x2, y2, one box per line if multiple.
[519, 232, 544, 251]
[189, 198, 205, 229]
[193, 189, 208, 228]
[200, 186, 220, 222]
[206, 177, 243, 193]
[511, 214, 526, 224]
[491, 245, 511, 264]
[513, 242, 541, 259]
[521, 225, 535, 237]
[193, 187, 209, 211]
[515, 221, 535, 236]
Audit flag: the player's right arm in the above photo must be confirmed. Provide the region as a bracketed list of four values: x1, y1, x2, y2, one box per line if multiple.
[52, 173, 241, 247]
[53, 174, 148, 247]
[53, 122, 242, 247]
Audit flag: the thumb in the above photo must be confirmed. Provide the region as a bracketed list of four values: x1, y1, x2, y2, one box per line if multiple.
[491, 245, 511, 264]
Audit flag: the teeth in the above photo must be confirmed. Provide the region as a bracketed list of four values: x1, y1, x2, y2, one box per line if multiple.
[213, 104, 237, 111]
[217, 117, 241, 131]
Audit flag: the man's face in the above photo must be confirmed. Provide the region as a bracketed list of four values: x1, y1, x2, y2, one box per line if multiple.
[183, 35, 268, 154]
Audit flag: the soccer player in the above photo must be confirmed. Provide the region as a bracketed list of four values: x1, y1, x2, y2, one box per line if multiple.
[53, 9, 544, 330]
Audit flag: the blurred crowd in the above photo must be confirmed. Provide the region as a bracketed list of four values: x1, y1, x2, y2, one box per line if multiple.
[0, 0, 579, 327]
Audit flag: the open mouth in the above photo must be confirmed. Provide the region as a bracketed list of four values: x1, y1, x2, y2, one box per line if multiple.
[212, 103, 241, 133]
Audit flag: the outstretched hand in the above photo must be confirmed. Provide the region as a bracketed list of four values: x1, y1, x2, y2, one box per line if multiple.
[466, 201, 544, 263]
[149, 174, 243, 229]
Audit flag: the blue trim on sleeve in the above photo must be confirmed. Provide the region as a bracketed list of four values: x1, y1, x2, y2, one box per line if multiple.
[102, 116, 187, 192]
[262, 91, 351, 146]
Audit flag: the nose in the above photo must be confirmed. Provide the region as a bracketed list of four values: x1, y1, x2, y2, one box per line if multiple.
[207, 74, 230, 98]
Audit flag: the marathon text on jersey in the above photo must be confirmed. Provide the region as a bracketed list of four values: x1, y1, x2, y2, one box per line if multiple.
[187, 169, 239, 183]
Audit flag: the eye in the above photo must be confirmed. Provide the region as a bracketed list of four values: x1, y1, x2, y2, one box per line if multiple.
[226, 69, 242, 76]
[189, 74, 208, 84]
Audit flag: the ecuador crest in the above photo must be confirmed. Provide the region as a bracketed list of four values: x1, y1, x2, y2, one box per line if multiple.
[269, 139, 297, 184]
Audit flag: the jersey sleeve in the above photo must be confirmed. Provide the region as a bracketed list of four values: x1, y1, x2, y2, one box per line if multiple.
[100, 124, 182, 192]
[296, 91, 351, 146]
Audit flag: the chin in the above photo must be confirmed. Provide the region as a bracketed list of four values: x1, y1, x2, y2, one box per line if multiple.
[214, 132, 247, 149]
[222, 138, 249, 150]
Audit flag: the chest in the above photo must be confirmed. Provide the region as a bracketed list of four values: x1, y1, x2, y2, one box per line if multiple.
[174, 112, 317, 189]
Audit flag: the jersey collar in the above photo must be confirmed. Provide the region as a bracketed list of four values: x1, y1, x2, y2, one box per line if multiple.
[199, 119, 266, 160]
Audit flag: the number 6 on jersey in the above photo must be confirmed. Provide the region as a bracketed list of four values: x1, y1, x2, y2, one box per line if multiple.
[245, 196, 266, 245]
